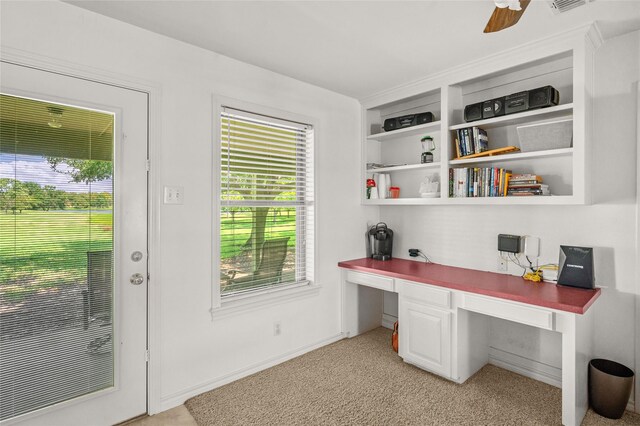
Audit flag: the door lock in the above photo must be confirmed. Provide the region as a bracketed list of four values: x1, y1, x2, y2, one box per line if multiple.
[130, 273, 145, 285]
[131, 251, 144, 262]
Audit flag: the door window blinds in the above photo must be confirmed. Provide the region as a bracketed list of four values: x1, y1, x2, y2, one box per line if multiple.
[0, 94, 114, 420]
[219, 107, 314, 296]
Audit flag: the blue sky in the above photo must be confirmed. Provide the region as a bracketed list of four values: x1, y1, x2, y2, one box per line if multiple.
[0, 153, 112, 193]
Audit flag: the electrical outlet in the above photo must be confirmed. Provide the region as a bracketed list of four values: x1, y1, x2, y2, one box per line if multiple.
[498, 256, 508, 272]
[273, 321, 281, 336]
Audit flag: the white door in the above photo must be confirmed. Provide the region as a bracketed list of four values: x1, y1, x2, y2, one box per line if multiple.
[399, 298, 451, 378]
[0, 61, 147, 425]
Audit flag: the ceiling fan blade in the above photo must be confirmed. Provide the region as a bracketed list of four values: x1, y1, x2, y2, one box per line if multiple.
[484, 0, 531, 33]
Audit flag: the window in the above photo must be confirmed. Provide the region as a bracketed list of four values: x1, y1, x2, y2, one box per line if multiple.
[219, 107, 314, 298]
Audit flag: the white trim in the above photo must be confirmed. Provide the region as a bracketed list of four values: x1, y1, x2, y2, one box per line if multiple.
[211, 94, 318, 317]
[0, 46, 153, 95]
[488, 347, 562, 388]
[635, 81, 640, 414]
[584, 22, 604, 51]
[211, 97, 222, 310]
[211, 284, 320, 320]
[381, 313, 397, 330]
[0, 46, 164, 417]
[221, 280, 310, 303]
[158, 332, 344, 412]
[146, 80, 164, 416]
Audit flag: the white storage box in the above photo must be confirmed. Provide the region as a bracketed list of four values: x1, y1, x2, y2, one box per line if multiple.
[516, 118, 573, 152]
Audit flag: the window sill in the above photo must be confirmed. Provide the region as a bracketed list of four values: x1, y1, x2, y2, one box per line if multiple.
[210, 282, 320, 320]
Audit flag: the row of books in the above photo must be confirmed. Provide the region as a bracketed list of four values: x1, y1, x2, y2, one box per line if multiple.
[449, 167, 510, 198]
[449, 169, 550, 197]
[455, 127, 488, 158]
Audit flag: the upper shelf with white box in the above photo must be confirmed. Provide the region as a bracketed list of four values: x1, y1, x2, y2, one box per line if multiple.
[360, 25, 600, 205]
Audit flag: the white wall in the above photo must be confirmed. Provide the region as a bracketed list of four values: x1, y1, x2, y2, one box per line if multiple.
[379, 30, 640, 390]
[0, 1, 372, 413]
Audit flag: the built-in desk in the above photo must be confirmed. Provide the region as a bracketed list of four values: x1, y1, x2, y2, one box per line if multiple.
[339, 258, 601, 426]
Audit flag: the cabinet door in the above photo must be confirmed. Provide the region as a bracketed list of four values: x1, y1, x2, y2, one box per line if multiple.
[399, 298, 452, 378]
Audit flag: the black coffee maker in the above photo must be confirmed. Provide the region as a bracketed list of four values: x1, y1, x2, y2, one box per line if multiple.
[366, 223, 394, 261]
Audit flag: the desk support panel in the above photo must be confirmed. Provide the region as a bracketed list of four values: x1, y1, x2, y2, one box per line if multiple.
[342, 270, 384, 337]
[556, 309, 595, 426]
[456, 309, 490, 383]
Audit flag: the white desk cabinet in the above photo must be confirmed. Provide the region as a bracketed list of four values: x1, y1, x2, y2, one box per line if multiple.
[399, 298, 452, 378]
[398, 279, 454, 378]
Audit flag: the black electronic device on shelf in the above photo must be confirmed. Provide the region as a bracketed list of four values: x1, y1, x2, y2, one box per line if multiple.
[557, 245, 594, 289]
[464, 103, 483, 122]
[383, 112, 434, 132]
[505, 91, 529, 115]
[482, 97, 505, 119]
[463, 85, 559, 122]
[529, 85, 560, 109]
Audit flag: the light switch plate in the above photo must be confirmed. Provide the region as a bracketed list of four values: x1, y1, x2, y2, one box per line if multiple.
[164, 186, 184, 205]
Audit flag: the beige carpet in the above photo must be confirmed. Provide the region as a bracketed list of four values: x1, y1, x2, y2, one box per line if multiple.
[185, 328, 639, 425]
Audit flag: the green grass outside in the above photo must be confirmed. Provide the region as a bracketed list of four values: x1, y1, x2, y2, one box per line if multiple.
[0, 210, 113, 301]
[1, 209, 296, 301]
[220, 210, 296, 260]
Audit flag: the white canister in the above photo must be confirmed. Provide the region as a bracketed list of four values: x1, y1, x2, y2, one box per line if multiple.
[385, 174, 391, 197]
[378, 174, 387, 199]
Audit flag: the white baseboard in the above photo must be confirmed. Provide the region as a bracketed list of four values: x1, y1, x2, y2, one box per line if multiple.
[157, 332, 345, 413]
[489, 347, 562, 388]
[381, 313, 397, 330]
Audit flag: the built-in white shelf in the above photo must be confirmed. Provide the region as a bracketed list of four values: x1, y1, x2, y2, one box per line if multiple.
[367, 121, 441, 141]
[449, 104, 573, 131]
[361, 26, 596, 206]
[449, 148, 573, 166]
[363, 197, 444, 205]
[366, 162, 441, 173]
[364, 195, 578, 205]
[444, 195, 579, 205]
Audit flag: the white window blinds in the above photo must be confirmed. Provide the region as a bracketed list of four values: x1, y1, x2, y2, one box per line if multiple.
[219, 107, 314, 296]
[0, 94, 115, 420]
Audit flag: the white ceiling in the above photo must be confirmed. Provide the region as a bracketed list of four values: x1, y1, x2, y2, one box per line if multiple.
[67, 0, 640, 100]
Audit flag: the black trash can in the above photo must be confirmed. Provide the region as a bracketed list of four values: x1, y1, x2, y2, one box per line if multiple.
[589, 358, 634, 419]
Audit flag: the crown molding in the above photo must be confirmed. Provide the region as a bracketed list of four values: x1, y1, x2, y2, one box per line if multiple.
[585, 21, 604, 50]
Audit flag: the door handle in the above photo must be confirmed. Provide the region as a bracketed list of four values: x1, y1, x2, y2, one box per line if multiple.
[130, 273, 145, 285]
